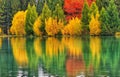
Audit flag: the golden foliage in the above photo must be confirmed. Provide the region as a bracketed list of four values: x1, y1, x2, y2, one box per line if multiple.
[89, 12, 101, 35]
[10, 11, 26, 35]
[0, 38, 2, 49]
[34, 38, 42, 57]
[46, 37, 65, 57]
[62, 37, 82, 58]
[11, 38, 28, 66]
[90, 36, 101, 68]
[45, 17, 64, 36]
[33, 17, 42, 36]
[62, 17, 82, 35]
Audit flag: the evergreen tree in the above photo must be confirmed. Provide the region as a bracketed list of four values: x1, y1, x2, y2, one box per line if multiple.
[107, 0, 120, 34]
[46, 0, 63, 11]
[0, 0, 12, 34]
[100, 7, 109, 35]
[114, 0, 120, 17]
[36, 0, 45, 15]
[89, 2, 99, 17]
[25, 4, 38, 35]
[40, 3, 52, 33]
[81, 0, 90, 34]
[96, 0, 109, 11]
[53, 4, 65, 21]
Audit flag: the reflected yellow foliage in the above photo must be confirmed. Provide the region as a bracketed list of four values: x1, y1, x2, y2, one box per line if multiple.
[34, 38, 42, 57]
[90, 37, 101, 67]
[62, 17, 82, 35]
[10, 11, 26, 35]
[45, 17, 64, 36]
[62, 37, 82, 58]
[33, 17, 42, 36]
[46, 37, 65, 57]
[89, 12, 101, 35]
[11, 38, 28, 66]
[0, 38, 2, 48]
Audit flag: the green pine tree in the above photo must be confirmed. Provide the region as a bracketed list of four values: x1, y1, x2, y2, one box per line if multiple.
[100, 7, 109, 35]
[0, 0, 12, 34]
[81, 0, 90, 34]
[25, 4, 38, 35]
[40, 3, 52, 34]
[107, 0, 120, 34]
[89, 2, 99, 17]
[96, 0, 110, 11]
[53, 4, 65, 21]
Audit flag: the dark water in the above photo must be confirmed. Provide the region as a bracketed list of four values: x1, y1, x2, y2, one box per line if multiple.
[0, 36, 120, 77]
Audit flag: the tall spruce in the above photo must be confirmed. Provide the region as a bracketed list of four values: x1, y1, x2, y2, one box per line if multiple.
[25, 4, 38, 35]
[81, 0, 90, 34]
[107, 0, 120, 34]
[100, 7, 109, 35]
[0, 0, 12, 34]
[96, 0, 110, 10]
[40, 3, 52, 33]
[53, 4, 65, 21]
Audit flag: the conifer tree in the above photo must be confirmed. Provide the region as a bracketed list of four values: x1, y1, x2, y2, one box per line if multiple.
[107, 0, 120, 34]
[25, 4, 38, 35]
[40, 3, 52, 33]
[53, 4, 65, 21]
[100, 7, 109, 35]
[96, 0, 109, 10]
[81, 0, 90, 34]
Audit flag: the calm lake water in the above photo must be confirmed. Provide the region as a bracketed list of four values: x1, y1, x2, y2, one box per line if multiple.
[0, 36, 120, 77]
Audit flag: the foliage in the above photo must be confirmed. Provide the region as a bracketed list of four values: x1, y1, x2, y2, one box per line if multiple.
[89, 12, 101, 35]
[81, 0, 90, 34]
[40, 3, 52, 33]
[33, 16, 42, 36]
[89, 2, 99, 17]
[115, 0, 120, 17]
[0, 0, 12, 34]
[106, 0, 120, 34]
[64, 0, 95, 20]
[53, 4, 65, 21]
[62, 17, 82, 35]
[25, 4, 38, 35]
[96, 0, 110, 10]
[100, 7, 109, 35]
[10, 11, 26, 35]
[45, 17, 64, 36]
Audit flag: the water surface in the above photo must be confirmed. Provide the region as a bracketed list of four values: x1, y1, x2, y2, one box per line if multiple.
[0, 36, 120, 77]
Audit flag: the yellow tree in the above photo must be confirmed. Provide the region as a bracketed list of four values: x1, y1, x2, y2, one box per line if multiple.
[89, 12, 101, 35]
[45, 17, 64, 36]
[33, 16, 42, 36]
[10, 11, 26, 35]
[62, 17, 82, 35]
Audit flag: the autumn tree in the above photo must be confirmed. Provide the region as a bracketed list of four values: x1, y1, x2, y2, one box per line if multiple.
[33, 16, 42, 36]
[64, 0, 95, 20]
[106, 0, 120, 34]
[81, 0, 90, 34]
[89, 12, 101, 35]
[10, 11, 26, 35]
[62, 17, 82, 35]
[25, 4, 38, 35]
[45, 17, 64, 36]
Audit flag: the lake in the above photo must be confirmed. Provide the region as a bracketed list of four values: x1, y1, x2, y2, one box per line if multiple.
[0, 36, 120, 77]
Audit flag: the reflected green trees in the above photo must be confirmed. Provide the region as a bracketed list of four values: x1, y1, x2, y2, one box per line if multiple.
[0, 36, 120, 76]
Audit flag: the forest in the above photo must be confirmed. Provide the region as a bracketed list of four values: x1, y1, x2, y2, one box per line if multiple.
[0, 0, 120, 36]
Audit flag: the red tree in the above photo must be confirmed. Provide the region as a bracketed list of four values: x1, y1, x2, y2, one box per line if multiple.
[64, 0, 95, 21]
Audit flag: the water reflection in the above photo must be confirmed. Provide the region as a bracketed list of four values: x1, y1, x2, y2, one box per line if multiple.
[0, 36, 120, 76]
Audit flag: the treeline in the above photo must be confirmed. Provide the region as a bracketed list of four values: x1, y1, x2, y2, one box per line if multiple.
[0, 0, 120, 36]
